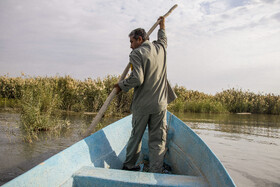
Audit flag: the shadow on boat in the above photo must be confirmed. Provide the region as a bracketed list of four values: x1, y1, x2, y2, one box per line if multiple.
[84, 129, 126, 169]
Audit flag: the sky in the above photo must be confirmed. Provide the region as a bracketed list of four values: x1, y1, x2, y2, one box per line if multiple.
[0, 0, 279, 95]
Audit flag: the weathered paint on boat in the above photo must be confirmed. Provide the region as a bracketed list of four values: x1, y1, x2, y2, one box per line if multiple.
[3, 111, 236, 187]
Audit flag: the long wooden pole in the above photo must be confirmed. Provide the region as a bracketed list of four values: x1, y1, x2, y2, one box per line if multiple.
[84, 4, 178, 138]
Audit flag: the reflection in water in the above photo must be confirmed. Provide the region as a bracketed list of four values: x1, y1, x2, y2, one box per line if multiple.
[173, 112, 280, 139]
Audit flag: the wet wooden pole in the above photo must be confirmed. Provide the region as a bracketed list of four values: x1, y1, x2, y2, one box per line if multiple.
[84, 4, 178, 138]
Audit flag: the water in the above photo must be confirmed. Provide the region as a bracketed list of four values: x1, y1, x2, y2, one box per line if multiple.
[0, 111, 279, 186]
[0, 111, 121, 185]
[173, 112, 280, 187]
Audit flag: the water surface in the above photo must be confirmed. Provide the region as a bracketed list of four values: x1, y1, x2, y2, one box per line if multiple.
[173, 112, 280, 187]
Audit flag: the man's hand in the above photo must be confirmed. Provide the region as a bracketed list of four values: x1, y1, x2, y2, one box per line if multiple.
[158, 16, 165, 30]
[114, 83, 121, 94]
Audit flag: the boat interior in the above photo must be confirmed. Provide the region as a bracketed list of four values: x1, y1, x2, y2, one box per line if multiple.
[62, 113, 210, 186]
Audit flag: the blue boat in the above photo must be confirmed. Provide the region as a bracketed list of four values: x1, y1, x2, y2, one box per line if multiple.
[3, 111, 236, 187]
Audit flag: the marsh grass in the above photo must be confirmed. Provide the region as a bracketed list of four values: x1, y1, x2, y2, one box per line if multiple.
[20, 79, 69, 143]
[168, 86, 227, 113]
[185, 99, 228, 113]
[169, 85, 280, 114]
[1, 76, 279, 115]
[0, 97, 20, 109]
[168, 93, 227, 113]
[215, 88, 280, 114]
[1, 75, 279, 115]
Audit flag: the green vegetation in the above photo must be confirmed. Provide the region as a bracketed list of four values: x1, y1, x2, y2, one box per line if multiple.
[170, 86, 280, 115]
[169, 86, 228, 113]
[1, 75, 279, 115]
[1, 75, 280, 115]
[0, 74, 279, 142]
[215, 88, 280, 114]
[0, 74, 133, 114]
[0, 97, 20, 109]
[20, 78, 70, 142]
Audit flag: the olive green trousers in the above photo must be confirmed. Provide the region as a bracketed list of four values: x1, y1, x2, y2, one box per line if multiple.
[123, 109, 167, 173]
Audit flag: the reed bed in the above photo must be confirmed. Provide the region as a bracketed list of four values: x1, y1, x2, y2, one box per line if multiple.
[170, 85, 280, 115]
[1, 75, 279, 115]
[169, 86, 228, 114]
[0, 75, 133, 113]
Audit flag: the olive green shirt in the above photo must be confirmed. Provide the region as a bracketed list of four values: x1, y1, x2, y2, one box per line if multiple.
[119, 29, 176, 115]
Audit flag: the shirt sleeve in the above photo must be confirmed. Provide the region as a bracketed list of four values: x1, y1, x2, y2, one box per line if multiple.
[157, 29, 167, 48]
[118, 50, 144, 92]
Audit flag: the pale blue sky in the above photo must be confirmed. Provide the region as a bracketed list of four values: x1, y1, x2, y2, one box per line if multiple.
[0, 0, 279, 94]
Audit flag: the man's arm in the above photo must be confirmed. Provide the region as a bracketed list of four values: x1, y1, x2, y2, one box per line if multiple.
[157, 17, 167, 48]
[117, 51, 144, 92]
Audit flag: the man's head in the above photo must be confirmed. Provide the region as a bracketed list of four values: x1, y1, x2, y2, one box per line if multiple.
[129, 28, 148, 49]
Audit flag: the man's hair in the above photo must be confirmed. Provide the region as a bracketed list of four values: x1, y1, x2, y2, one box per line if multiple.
[129, 28, 149, 41]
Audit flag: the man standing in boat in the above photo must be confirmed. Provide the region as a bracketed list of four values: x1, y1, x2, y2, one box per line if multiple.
[114, 17, 176, 173]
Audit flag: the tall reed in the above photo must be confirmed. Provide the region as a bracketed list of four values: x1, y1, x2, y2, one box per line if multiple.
[169, 85, 228, 113]
[215, 88, 280, 114]
[20, 78, 69, 142]
[0, 75, 279, 115]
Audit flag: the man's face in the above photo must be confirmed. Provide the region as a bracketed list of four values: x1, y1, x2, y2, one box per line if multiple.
[130, 36, 143, 49]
